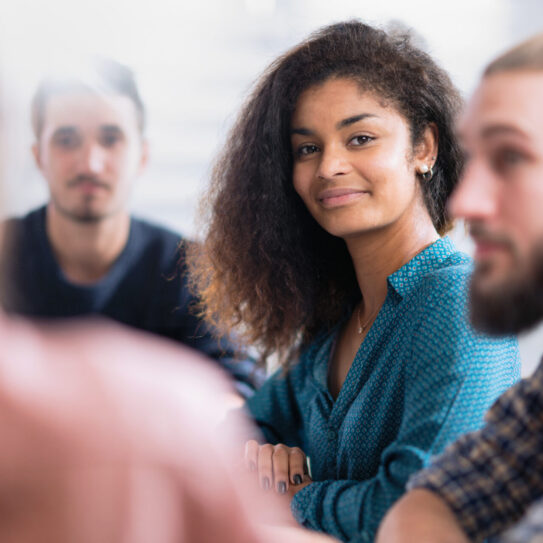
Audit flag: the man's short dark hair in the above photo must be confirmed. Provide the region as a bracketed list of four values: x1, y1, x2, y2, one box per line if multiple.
[31, 57, 145, 138]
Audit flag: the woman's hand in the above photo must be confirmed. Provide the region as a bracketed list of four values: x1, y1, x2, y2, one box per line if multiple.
[244, 440, 312, 495]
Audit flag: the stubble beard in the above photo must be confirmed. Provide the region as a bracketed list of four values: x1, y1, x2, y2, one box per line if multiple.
[52, 195, 111, 224]
[53, 176, 117, 223]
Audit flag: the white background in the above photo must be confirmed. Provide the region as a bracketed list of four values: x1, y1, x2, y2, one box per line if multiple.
[1, 0, 542, 374]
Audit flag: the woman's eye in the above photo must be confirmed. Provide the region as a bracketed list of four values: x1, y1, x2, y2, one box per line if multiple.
[349, 135, 373, 146]
[297, 144, 319, 157]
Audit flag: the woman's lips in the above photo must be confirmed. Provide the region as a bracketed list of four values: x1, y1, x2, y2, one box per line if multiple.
[317, 188, 368, 208]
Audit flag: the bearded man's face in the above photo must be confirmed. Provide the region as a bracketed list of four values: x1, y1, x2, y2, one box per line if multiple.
[449, 71, 543, 334]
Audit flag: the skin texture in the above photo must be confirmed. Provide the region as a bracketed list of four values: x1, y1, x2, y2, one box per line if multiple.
[376, 70, 543, 543]
[32, 91, 148, 284]
[376, 490, 469, 543]
[245, 77, 439, 504]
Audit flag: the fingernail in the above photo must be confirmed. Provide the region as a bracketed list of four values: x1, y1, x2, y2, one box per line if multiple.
[249, 461, 256, 472]
[278, 481, 286, 494]
[293, 474, 302, 485]
[262, 477, 270, 490]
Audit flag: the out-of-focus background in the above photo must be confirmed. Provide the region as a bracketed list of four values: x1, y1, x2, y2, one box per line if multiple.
[0, 0, 542, 374]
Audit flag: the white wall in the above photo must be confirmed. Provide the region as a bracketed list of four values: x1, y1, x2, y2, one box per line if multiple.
[1, 0, 542, 374]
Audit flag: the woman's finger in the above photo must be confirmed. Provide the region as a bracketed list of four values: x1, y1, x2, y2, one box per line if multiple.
[288, 447, 307, 485]
[271, 444, 290, 494]
[244, 440, 260, 473]
[257, 443, 274, 491]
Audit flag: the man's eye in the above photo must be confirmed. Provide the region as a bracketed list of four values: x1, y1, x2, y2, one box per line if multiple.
[492, 149, 526, 171]
[349, 135, 373, 146]
[100, 134, 122, 147]
[297, 144, 319, 157]
[502, 150, 523, 165]
[54, 135, 79, 149]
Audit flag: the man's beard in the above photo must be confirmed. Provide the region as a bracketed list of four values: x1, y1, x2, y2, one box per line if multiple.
[470, 237, 543, 336]
[57, 199, 107, 223]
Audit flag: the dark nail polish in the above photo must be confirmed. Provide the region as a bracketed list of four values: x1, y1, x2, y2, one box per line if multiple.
[293, 474, 302, 485]
[249, 461, 256, 472]
[278, 481, 286, 494]
[262, 477, 270, 490]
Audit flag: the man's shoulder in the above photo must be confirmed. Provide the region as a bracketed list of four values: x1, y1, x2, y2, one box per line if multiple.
[1, 206, 47, 252]
[126, 215, 196, 271]
[129, 216, 187, 247]
[3, 205, 45, 231]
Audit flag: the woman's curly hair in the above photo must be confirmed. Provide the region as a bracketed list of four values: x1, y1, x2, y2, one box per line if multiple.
[188, 20, 464, 367]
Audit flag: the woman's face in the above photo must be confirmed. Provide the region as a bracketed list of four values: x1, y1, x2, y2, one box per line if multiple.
[290, 77, 430, 239]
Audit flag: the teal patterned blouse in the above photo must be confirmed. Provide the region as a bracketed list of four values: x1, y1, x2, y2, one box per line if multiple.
[245, 237, 520, 543]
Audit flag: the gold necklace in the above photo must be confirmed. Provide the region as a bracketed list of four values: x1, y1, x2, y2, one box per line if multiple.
[356, 303, 379, 334]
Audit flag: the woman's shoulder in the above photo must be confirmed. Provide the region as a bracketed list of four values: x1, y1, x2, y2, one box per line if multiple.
[389, 238, 471, 302]
[406, 246, 519, 360]
[408, 243, 473, 305]
[422, 256, 470, 295]
[398, 244, 478, 333]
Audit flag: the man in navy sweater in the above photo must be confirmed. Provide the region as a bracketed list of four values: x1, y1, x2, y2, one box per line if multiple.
[0, 58, 262, 399]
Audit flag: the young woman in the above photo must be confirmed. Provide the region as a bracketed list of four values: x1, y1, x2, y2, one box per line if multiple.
[189, 21, 520, 542]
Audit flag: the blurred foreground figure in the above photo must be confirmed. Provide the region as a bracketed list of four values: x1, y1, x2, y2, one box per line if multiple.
[0, 57, 262, 398]
[0, 313, 335, 543]
[377, 33, 543, 543]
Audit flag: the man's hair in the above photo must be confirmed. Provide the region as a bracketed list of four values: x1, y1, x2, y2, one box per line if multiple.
[31, 57, 145, 139]
[485, 33, 543, 75]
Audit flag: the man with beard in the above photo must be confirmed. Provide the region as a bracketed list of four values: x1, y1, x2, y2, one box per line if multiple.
[376, 33, 543, 543]
[0, 58, 262, 399]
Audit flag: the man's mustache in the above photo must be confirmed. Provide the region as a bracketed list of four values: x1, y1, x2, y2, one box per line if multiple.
[469, 222, 517, 253]
[67, 176, 110, 190]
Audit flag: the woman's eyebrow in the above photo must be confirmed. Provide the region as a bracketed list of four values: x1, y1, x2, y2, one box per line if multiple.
[336, 113, 378, 130]
[291, 127, 313, 136]
[291, 113, 378, 136]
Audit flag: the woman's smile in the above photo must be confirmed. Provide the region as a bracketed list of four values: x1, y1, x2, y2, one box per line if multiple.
[317, 187, 370, 208]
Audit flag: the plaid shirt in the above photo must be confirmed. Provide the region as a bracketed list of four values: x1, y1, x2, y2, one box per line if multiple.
[408, 359, 543, 542]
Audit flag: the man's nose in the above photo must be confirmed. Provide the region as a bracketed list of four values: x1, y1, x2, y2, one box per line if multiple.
[448, 159, 498, 222]
[79, 143, 106, 175]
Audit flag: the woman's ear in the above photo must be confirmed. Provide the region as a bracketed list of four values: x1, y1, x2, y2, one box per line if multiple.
[414, 123, 438, 173]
